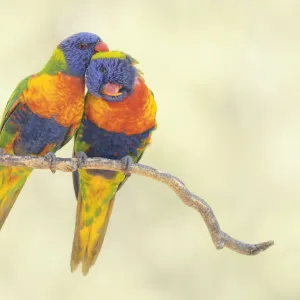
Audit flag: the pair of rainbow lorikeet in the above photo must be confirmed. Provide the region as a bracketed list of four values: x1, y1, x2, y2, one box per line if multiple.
[0, 32, 157, 275]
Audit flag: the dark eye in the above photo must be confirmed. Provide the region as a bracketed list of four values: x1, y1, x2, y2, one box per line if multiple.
[100, 67, 107, 75]
[78, 43, 88, 50]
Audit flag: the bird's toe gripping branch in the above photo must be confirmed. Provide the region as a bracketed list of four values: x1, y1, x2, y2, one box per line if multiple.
[121, 155, 133, 176]
[75, 151, 88, 169]
[43, 152, 57, 174]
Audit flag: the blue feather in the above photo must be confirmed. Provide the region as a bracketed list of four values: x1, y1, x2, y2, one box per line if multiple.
[10, 104, 68, 155]
[81, 119, 153, 160]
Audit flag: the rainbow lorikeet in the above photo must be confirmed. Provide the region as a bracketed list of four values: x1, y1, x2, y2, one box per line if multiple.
[0, 32, 109, 231]
[71, 51, 157, 275]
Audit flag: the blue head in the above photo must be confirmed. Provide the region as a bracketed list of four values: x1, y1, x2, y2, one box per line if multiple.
[58, 32, 109, 77]
[85, 51, 137, 102]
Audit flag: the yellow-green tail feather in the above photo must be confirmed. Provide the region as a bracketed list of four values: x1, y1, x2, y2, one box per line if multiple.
[0, 166, 31, 230]
[71, 170, 124, 275]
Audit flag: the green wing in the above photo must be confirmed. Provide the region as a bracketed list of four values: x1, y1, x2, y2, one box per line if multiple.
[72, 124, 91, 199]
[59, 122, 81, 149]
[0, 76, 30, 130]
[0, 76, 32, 227]
[73, 122, 90, 153]
[0, 76, 31, 150]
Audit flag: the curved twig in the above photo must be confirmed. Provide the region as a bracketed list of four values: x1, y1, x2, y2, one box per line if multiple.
[0, 154, 274, 255]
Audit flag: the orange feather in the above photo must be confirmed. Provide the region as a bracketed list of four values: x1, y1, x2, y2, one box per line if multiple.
[85, 78, 157, 135]
[19, 73, 85, 127]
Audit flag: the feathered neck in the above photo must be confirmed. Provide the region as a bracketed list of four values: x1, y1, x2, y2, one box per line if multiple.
[39, 48, 68, 75]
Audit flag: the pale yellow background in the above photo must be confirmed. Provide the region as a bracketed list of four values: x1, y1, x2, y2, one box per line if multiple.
[0, 0, 298, 299]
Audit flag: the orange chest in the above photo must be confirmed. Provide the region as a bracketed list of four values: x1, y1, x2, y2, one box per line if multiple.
[20, 73, 85, 127]
[85, 79, 157, 135]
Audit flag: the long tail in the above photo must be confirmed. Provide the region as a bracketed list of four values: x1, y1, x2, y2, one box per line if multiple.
[71, 169, 125, 275]
[0, 166, 31, 230]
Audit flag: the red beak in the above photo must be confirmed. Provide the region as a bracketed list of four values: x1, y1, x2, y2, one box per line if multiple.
[95, 41, 109, 52]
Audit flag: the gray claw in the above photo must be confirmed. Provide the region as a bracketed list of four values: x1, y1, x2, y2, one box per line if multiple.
[121, 155, 133, 176]
[75, 151, 88, 169]
[44, 152, 57, 174]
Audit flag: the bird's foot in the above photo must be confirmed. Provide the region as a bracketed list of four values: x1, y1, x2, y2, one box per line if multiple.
[75, 152, 88, 169]
[44, 152, 57, 174]
[0, 148, 4, 155]
[121, 155, 133, 176]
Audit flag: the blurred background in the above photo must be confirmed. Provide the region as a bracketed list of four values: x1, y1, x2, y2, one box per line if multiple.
[0, 0, 299, 299]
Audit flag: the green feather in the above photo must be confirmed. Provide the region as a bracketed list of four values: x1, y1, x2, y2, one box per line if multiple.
[40, 48, 68, 75]
[0, 76, 30, 127]
[74, 125, 91, 153]
[91, 50, 139, 65]
[0, 76, 32, 149]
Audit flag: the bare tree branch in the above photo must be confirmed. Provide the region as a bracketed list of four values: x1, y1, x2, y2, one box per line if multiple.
[0, 154, 274, 255]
